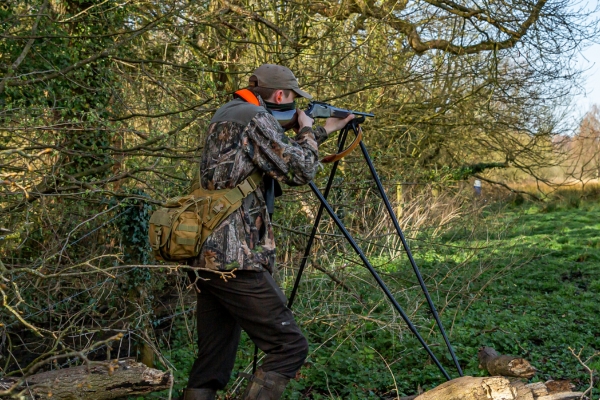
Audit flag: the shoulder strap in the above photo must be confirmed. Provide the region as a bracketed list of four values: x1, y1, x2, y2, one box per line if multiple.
[191, 171, 262, 199]
[234, 89, 260, 106]
[222, 171, 262, 204]
[192, 171, 263, 233]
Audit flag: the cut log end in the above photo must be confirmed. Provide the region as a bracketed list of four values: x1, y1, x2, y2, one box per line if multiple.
[478, 346, 537, 378]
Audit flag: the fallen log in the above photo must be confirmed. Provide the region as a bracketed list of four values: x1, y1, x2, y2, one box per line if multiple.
[0, 359, 172, 399]
[398, 376, 584, 400]
[478, 346, 537, 378]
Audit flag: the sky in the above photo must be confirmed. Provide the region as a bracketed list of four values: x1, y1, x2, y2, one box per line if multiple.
[572, 42, 600, 117]
[570, 1, 600, 121]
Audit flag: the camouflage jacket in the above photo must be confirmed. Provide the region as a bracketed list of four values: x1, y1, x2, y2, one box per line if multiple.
[189, 95, 328, 273]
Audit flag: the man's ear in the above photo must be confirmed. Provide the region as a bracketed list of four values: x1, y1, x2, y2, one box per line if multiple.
[274, 90, 284, 104]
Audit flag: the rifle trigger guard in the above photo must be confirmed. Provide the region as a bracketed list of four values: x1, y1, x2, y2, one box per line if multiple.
[321, 126, 363, 164]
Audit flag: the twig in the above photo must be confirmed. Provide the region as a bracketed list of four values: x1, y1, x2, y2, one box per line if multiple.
[569, 346, 598, 400]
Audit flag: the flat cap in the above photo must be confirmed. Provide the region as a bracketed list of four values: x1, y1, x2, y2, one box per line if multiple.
[249, 64, 313, 99]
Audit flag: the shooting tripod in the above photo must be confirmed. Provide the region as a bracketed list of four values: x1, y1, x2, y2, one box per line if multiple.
[252, 118, 463, 381]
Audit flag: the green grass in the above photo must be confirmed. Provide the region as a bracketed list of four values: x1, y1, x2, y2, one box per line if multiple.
[447, 203, 600, 385]
[156, 200, 600, 399]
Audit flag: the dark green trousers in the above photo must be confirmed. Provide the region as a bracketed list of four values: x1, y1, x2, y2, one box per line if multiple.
[186, 270, 308, 390]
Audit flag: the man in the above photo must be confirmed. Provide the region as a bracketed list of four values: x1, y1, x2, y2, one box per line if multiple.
[184, 64, 353, 400]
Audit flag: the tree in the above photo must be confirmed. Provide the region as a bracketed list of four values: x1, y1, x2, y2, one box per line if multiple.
[566, 105, 600, 183]
[1, 0, 598, 397]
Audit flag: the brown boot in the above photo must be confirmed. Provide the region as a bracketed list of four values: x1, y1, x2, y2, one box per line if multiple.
[240, 368, 290, 400]
[182, 388, 217, 400]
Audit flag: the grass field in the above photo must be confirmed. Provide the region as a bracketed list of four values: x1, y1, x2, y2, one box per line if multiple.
[441, 200, 600, 396]
[159, 197, 600, 399]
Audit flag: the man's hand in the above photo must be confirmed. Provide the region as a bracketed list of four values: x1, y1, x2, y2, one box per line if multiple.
[324, 114, 355, 134]
[297, 109, 314, 131]
[296, 110, 355, 134]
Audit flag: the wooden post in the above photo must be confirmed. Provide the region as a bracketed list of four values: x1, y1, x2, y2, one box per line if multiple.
[396, 183, 403, 218]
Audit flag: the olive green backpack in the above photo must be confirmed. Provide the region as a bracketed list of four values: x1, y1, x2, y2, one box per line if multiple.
[148, 172, 262, 262]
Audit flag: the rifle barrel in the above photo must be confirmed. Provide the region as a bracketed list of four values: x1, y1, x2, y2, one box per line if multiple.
[270, 103, 374, 126]
[308, 102, 374, 119]
[351, 110, 375, 117]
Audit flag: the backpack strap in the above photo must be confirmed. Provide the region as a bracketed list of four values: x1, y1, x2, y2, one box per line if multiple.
[221, 171, 262, 205]
[191, 171, 263, 230]
[190, 171, 262, 197]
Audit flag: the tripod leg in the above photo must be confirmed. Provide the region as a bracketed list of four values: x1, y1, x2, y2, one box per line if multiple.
[287, 127, 350, 309]
[309, 182, 452, 381]
[253, 127, 350, 374]
[357, 138, 463, 377]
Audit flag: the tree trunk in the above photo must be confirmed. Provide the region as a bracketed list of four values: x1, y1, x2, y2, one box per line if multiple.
[0, 359, 172, 400]
[478, 346, 537, 378]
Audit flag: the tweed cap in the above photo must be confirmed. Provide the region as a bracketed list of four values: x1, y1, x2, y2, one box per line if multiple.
[249, 64, 313, 99]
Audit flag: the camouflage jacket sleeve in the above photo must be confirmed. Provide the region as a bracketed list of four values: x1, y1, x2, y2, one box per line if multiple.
[244, 112, 329, 186]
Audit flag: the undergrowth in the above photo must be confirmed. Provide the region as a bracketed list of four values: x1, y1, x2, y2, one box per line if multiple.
[155, 197, 600, 399]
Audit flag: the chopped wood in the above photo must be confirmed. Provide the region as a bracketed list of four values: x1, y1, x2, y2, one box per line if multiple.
[478, 346, 537, 378]
[0, 359, 172, 399]
[527, 381, 550, 396]
[411, 376, 516, 400]
[397, 376, 584, 400]
[544, 380, 575, 393]
[536, 394, 585, 400]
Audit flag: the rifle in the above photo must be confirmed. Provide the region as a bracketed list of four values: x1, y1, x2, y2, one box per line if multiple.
[271, 102, 373, 163]
[271, 101, 374, 130]
[305, 101, 374, 120]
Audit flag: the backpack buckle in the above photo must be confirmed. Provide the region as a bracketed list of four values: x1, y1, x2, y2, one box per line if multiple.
[212, 201, 224, 214]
